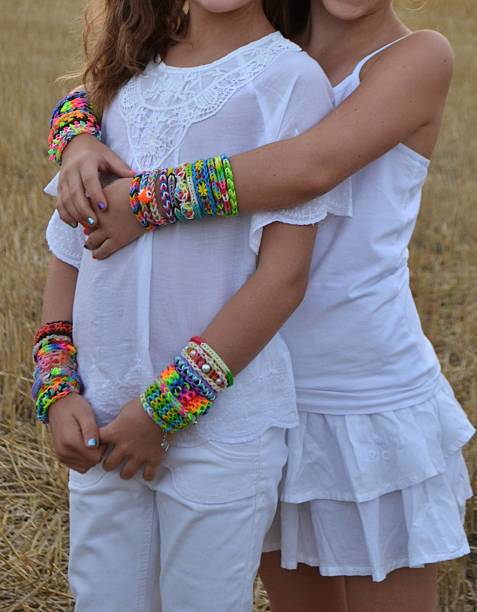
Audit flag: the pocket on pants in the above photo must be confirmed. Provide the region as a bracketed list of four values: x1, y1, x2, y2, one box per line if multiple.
[68, 462, 108, 490]
[168, 437, 262, 504]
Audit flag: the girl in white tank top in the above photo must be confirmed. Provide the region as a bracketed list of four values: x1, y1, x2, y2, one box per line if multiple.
[48, 1, 475, 610]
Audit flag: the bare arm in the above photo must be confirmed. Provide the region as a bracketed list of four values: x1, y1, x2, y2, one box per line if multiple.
[233, 30, 454, 210]
[41, 255, 77, 322]
[200, 221, 318, 374]
[98, 220, 318, 481]
[57, 30, 452, 230]
[41, 256, 104, 470]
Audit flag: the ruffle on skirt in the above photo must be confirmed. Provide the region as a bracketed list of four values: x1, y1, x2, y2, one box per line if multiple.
[264, 374, 475, 581]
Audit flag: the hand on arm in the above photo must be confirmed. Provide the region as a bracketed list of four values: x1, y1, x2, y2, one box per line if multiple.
[98, 220, 318, 481]
[83, 177, 145, 259]
[41, 256, 106, 472]
[51, 32, 452, 241]
[57, 134, 136, 229]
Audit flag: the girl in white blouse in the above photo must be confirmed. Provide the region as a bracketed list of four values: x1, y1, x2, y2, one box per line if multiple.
[52, 1, 475, 611]
[40, 1, 351, 611]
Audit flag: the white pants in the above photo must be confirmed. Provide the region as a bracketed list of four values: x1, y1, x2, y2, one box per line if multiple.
[67, 427, 287, 612]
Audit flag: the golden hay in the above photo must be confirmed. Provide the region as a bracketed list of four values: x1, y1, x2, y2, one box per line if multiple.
[0, 1, 475, 610]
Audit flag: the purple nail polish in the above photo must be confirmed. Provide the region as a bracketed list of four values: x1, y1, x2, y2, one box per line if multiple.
[98, 202, 106, 210]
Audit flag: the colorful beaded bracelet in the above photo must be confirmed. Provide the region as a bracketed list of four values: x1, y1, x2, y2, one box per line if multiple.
[129, 156, 239, 231]
[140, 337, 233, 434]
[48, 91, 102, 166]
[32, 321, 83, 423]
[47, 89, 241, 223]
[34, 320, 73, 345]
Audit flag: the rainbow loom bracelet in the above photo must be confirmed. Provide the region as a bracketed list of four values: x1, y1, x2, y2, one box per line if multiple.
[140, 338, 233, 434]
[47, 90, 240, 219]
[128, 156, 239, 230]
[48, 91, 101, 165]
[32, 321, 83, 423]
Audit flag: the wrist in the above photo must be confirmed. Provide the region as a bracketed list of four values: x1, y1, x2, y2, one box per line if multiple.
[141, 336, 233, 435]
[62, 133, 99, 162]
[128, 155, 239, 231]
[32, 321, 84, 424]
[48, 90, 101, 166]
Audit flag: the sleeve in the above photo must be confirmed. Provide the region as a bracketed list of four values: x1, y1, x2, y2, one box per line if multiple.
[44, 172, 85, 269]
[249, 52, 352, 255]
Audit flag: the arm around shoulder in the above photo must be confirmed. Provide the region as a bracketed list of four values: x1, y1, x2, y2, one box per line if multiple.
[299, 29, 454, 193]
[231, 30, 454, 211]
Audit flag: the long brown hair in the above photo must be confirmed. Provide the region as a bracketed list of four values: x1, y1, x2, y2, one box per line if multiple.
[264, 0, 310, 38]
[82, 0, 311, 113]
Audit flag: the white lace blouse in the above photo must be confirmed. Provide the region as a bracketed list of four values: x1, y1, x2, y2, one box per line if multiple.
[44, 32, 352, 444]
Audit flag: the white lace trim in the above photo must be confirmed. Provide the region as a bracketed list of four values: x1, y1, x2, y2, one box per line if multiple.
[249, 178, 353, 255]
[119, 32, 300, 169]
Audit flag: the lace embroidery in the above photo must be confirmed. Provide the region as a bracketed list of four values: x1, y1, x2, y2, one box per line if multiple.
[119, 33, 300, 169]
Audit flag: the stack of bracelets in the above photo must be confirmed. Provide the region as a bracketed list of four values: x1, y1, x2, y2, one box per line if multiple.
[140, 337, 234, 444]
[48, 90, 102, 165]
[31, 322, 232, 446]
[46, 90, 239, 226]
[129, 157, 239, 229]
[32, 321, 83, 424]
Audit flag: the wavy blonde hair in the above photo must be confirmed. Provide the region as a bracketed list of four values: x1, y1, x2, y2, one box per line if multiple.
[81, 0, 311, 113]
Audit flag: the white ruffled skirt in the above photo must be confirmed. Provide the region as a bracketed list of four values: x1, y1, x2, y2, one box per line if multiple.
[263, 374, 476, 581]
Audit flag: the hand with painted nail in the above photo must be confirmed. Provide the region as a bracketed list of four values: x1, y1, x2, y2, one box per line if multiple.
[47, 393, 107, 473]
[84, 178, 147, 259]
[56, 132, 136, 229]
[99, 397, 171, 481]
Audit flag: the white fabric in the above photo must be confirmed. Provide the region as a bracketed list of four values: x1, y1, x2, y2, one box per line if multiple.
[263, 42, 476, 581]
[264, 374, 475, 581]
[274, 43, 443, 414]
[280, 373, 475, 503]
[265, 453, 473, 581]
[68, 427, 288, 612]
[44, 31, 352, 444]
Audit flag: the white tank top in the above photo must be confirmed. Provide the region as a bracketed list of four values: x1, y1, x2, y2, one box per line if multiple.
[280, 38, 442, 414]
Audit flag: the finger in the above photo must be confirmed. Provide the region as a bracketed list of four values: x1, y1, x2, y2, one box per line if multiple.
[82, 168, 109, 212]
[60, 184, 84, 228]
[57, 198, 78, 228]
[102, 445, 125, 472]
[70, 460, 102, 474]
[98, 423, 116, 445]
[98, 442, 109, 461]
[68, 463, 88, 474]
[73, 407, 100, 449]
[120, 458, 143, 481]
[58, 448, 95, 471]
[67, 172, 97, 228]
[102, 151, 136, 179]
[92, 238, 116, 260]
[142, 463, 158, 482]
[57, 186, 78, 228]
[85, 228, 108, 251]
[68, 457, 100, 472]
[72, 414, 103, 467]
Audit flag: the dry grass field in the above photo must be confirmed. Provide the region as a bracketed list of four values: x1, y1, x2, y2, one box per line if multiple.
[0, 0, 476, 610]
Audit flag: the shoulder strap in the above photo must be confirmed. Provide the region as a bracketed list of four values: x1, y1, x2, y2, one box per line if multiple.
[352, 34, 412, 81]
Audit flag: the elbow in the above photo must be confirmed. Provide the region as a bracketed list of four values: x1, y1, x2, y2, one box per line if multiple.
[280, 269, 310, 313]
[297, 158, 337, 200]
